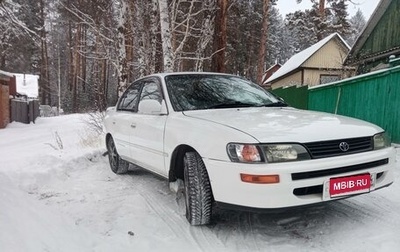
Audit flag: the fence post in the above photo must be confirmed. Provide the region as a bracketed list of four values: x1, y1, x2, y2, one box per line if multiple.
[28, 100, 40, 123]
[34, 100, 39, 122]
[10, 100, 15, 122]
[28, 101, 33, 123]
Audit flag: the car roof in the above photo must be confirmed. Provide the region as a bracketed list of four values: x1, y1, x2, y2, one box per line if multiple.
[147, 72, 236, 78]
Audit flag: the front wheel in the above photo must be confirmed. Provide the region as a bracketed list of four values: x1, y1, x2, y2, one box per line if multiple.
[106, 136, 129, 174]
[183, 152, 213, 225]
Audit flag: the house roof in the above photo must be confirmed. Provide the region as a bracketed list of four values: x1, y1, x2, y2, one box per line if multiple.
[264, 33, 350, 84]
[0, 70, 14, 78]
[261, 63, 281, 85]
[344, 0, 393, 65]
[265, 62, 281, 73]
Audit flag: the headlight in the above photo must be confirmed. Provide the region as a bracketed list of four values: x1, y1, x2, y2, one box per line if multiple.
[263, 144, 311, 163]
[227, 144, 262, 163]
[373, 132, 391, 150]
[227, 143, 311, 163]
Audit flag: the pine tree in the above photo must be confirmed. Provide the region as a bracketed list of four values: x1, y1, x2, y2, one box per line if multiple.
[330, 0, 351, 38]
[266, 7, 287, 66]
[286, 9, 318, 51]
[211, 0, 228, 72]
[0, 0, 41, 73]
[3, 0, 318, 111]
[286, 0, 351, 49]
[256, 0, 271, 84]
[347, 9, 366, 46]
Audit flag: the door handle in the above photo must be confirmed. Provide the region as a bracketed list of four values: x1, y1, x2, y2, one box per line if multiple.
[131, 123, 136, 129]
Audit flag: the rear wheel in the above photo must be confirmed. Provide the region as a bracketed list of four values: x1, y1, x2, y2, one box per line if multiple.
[183, 152, 213, 225]
[106, 136, 129, 174]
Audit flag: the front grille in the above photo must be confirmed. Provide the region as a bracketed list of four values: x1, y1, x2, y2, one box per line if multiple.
[291, 158, 389, 181]
[304, 136, 373, 159]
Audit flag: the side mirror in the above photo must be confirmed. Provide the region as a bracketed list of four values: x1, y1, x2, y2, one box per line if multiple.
[138, 99, 167, 115]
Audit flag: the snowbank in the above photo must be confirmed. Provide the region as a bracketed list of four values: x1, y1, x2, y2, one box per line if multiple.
[0, 114, 399, 251]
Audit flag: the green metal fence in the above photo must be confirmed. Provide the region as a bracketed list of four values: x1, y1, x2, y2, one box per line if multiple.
[270, 85, 309, 110]
[308, 65, 400, 143]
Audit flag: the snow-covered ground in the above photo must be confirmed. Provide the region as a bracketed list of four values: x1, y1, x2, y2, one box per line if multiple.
[0, 114, 399, 252]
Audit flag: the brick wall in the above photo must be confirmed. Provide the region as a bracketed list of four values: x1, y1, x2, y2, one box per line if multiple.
[0, 84, 10, 128]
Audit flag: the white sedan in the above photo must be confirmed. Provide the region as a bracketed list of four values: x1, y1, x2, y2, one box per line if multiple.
[103, 72, 395, 225]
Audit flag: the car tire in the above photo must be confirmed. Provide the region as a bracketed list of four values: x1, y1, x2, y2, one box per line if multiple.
[183, 151, 213, 225]
[106, 136, 129, 174]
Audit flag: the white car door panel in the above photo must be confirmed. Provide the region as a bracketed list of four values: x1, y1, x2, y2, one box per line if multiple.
[130, 114, 167, 176]
[112, 80, 142, 160]
[111, 112, 136, 159]
[130, 77, 167, 176]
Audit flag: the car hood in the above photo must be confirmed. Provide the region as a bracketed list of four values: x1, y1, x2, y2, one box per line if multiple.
[182, 107, 382, 143]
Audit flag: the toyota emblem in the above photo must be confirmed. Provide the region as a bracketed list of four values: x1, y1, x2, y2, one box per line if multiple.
[339, 142, 350, 152]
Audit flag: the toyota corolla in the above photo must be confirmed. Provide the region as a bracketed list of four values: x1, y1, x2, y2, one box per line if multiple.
[103, 72, 395, 225]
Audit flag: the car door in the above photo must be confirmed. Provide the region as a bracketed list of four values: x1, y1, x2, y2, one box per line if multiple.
[111, 80, 142, 160]
[130, 77, 168, 176]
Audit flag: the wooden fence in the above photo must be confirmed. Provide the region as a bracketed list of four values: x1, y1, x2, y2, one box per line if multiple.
[309, 65, 400, 143]
[270, 85, 309, 109]
[10, 99, 40, 124]
[267, 65, 400, 143]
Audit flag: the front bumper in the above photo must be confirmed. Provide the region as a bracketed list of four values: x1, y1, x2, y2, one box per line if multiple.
[204, 147, 396, 209]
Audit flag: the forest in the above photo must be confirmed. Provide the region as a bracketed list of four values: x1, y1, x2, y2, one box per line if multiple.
[0, 0, 366, 113]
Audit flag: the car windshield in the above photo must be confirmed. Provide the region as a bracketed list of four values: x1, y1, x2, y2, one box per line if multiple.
[165, 74, 282, 111]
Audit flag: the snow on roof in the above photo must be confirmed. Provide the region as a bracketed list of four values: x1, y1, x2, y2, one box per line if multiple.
[14, 73, 39, 98]
[0, 70, 14, 78]
[264, 33, 350, 84]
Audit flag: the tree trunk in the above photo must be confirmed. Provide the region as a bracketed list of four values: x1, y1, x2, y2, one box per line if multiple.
[116, 0, 129, 97]
[319, 0, 325, 19]
[101, 59, 108, 111]
[158, 0, 174, 72]
[73, 23, 81, 112]
[94, 31, 101, 111]
[317, 0, 326, 40]
[81, 25, 87, 93]
[39, 0, 51, 105]
[257, 0, 270, 84]
[150, 0, 159, 74]
[0, 55, 5, 69]
[137, 1, 147, 77]
[211, 0, 228, 73]
[68, 20, 74, 93]
[126, 1, 135, 83]
[195, 0, 214, 71]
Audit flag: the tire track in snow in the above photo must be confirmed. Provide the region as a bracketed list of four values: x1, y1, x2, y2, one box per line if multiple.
[63, 152, 400, 251]
[137, 182, 225, 251]
[210, 210, 276, 251]
[326, 195, 400, 229]
[236, 213, 261, 251]
[187, 222, 227, 252]
[139, 190, 203, 251]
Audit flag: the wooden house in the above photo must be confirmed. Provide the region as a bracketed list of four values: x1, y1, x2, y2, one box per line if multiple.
[344, 0, 400, 74]
[263, 33, 355, 89]
[261, 62, 281, 89]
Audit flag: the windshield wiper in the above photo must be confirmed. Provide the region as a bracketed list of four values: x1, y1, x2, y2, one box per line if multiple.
[208, 101, 256, 109]
[258, 101, 288, 107]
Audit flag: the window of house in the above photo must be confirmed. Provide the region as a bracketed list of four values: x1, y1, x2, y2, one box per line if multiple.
[320, 75, 340, 84]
